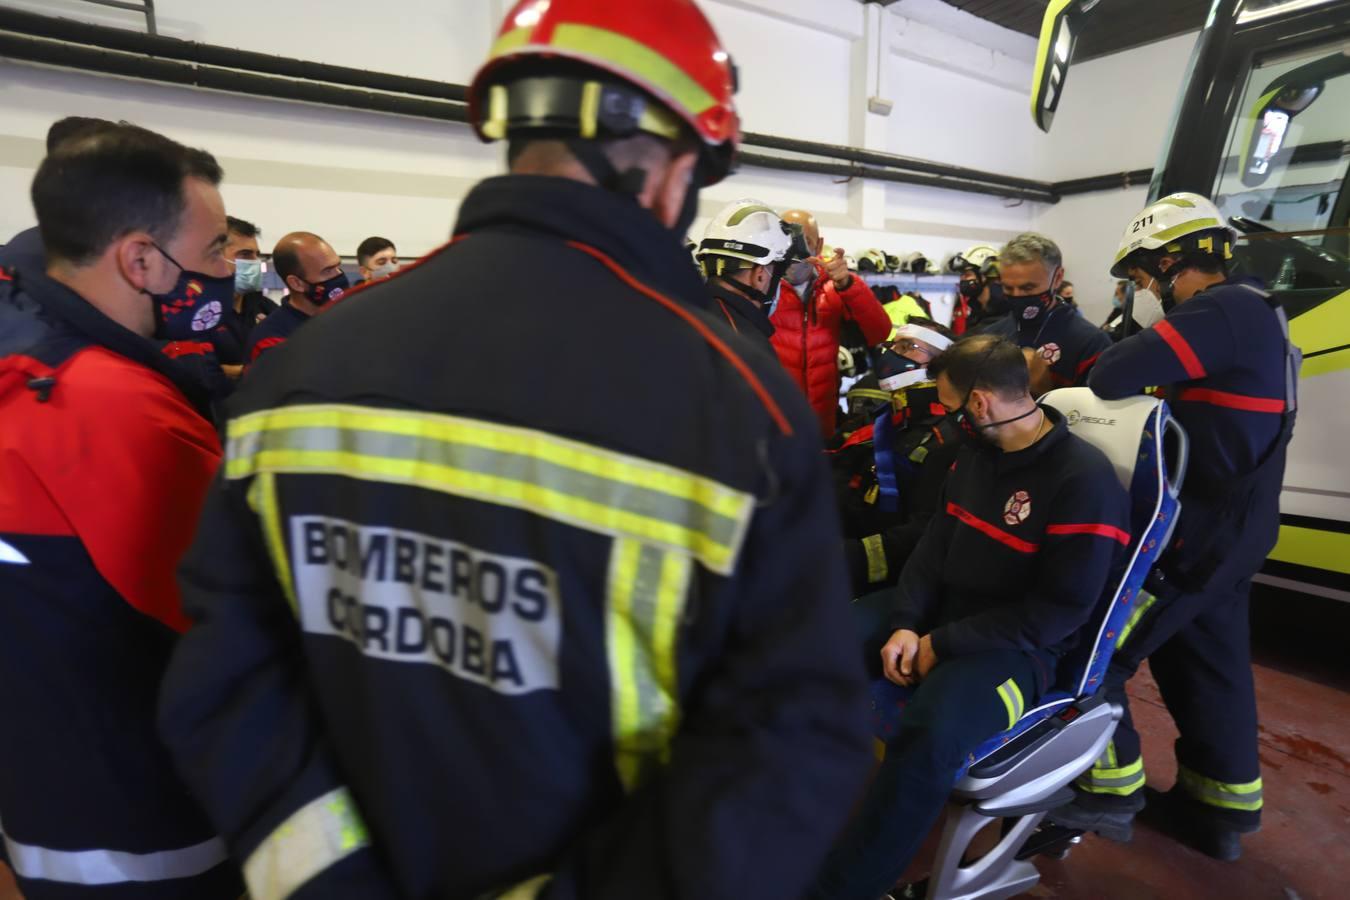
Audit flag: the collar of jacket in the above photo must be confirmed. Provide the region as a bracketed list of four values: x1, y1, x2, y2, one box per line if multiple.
[987, 404, 1070, 475]
[707, 279, 775, 338]
[454, 174, 712, 313]
[11, 268, 214, 419]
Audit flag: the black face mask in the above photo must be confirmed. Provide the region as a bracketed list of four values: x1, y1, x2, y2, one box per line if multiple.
[299, 271, 350, 307]
[1008, 287, 1055, 322]
[958, 279, 981, 299]
[146, 243, 233, 341]
[984, 282, 1011, 315]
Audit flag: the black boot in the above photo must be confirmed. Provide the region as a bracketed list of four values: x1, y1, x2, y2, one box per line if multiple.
[1136, 787, 1258, 862]
[1046, 788, 1145, 842]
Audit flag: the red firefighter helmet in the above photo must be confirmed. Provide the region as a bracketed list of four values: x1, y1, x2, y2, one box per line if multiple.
[467, 0, 740, 185]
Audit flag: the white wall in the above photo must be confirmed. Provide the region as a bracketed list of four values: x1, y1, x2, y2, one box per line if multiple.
[0, 0, 1203, 323]
[1029, 32, 1200, 322]
[0, 0, 1041, 273]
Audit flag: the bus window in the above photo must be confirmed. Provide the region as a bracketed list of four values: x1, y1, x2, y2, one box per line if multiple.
[1212, 42, 1350, 300]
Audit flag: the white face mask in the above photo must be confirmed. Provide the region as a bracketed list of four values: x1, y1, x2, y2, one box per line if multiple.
[371, 262, 399, 280]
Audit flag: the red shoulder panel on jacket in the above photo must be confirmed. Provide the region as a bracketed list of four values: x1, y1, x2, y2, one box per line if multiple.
[9, 347, 222, 631]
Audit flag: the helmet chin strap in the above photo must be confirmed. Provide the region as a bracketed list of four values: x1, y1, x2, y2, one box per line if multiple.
[567, 139, 647, 196]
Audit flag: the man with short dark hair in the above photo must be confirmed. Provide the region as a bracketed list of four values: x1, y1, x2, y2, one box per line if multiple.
[355, 235, 398, 284]
[812, 334, 1130, 900]
[0, 123, 241, 898]
[995, 233, 1111, 396]
[0, 116, 113, 274]
[211, 215, 276, 370]
[245, 230, 347, 362]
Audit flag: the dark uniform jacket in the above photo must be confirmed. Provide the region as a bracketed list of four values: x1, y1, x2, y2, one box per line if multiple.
[0, 267, 240, 899]
[158, 175, 872, 900]
[707, 279, 775, 352]
[829, 384, 962, 595]
[890, 408, 1130, 676]
[0, 225, 44, 274]
[214, 291, 278, 365]
[245, 298, 310, 363]
[987, 300, 1112, 387]
[1090, 278, 1297, 593]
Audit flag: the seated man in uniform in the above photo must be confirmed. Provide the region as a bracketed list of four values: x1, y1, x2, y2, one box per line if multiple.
[813, 335, 1131, 900]
[830, 319, 960, 595]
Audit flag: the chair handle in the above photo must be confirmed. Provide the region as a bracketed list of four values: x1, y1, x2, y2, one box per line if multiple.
[1161, 408, 1189, 498]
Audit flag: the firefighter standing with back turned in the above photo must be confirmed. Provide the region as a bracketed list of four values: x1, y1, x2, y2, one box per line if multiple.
[157, 2, 872, 898]
[1050, 193, 1300, 862]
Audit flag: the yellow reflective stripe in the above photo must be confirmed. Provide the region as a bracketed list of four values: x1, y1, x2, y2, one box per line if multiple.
[550, 23, 717, 117]
[847, 389, 893, 406]
[1156, 196, 1197, 208]
[862, 534, 888, 584]
[1152, 218, 1221, 246]
[1269, 524, 1350, 575]
[1288, 289, 1350, 377]
[242, 787, 370, 900]
[498, 874, 551, 899]
[1106, 740, 1118, 769]
[996, 678, 1024, 730]
[1177, 767, 1264, 811]
[490, 25, 532, 58]
[1028, 0, 1075, 125]
[607, 538, 690, 791]
[226, 405, 753, 575]
[1115, 591, 1159, 650]
[247, 471, 297, 613]
[726, 204, 777, 227]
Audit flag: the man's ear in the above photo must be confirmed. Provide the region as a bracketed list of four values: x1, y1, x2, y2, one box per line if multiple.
[285, 274, 305, 294]
[1050, 266, 1065, 292]
[648, 149, 699, 230]
[114, 233, 161, 293]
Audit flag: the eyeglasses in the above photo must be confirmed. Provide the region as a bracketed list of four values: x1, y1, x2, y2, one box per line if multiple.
[891, 338, 933, 358]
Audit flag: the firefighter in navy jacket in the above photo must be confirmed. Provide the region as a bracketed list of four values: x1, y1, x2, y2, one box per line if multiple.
[813, 335, 1130, 900]
[1051, 193, 1298, 861]
[157, 4, 872, 899]
[697, 198, 798, 353]
[991, 233, 1112, 394]
[0, 125, 241, 898]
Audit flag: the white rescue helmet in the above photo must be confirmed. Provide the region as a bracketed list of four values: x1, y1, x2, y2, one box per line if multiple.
[858, 248, 889, 274]
[697, 199, 792, 278]
[1111, 192, 1236, 278]
[945, 244, 999, 275]
[901, 251, 940, 275]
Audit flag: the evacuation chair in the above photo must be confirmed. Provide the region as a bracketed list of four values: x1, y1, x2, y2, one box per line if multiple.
[870, 387, 1188, 900]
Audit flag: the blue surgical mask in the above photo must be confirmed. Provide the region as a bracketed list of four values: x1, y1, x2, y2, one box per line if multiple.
[233, 258, 263, 294]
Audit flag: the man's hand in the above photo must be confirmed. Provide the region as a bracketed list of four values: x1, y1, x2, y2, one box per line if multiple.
[881, 629, 921, 686]
[916, 633, 939, 679]
[1023, 347, 1053, 398]
[816, 247, 852, 291]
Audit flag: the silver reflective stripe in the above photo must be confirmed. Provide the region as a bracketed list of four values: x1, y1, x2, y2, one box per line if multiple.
[0, 823, 227, 885]
[243, 787, 370, 900]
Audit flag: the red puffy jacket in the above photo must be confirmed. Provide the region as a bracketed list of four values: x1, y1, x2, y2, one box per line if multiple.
[770, 272, 893, 434]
